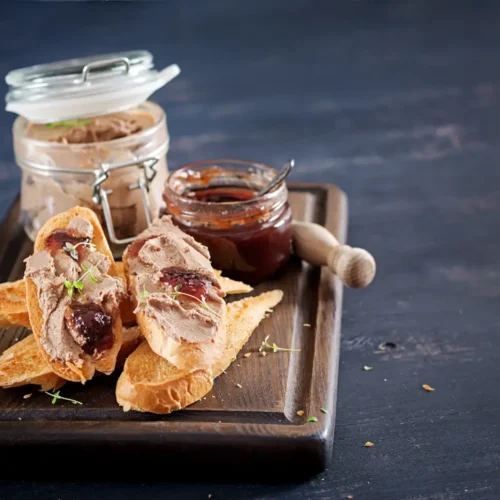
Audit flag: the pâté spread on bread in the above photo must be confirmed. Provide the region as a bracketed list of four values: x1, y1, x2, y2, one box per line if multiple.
[25, 216, 125, 364]
[124, 216, 227, 370]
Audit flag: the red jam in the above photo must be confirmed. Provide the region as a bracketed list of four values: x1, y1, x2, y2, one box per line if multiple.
[46, 229, 89, 259]
[166, 183, 292, 285]
[159, 267, 214, 300]
[66, 302, 113, 355]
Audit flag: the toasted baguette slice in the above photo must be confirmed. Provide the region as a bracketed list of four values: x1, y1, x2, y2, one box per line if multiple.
[0, 280, 30, 329]
[123, 216, 228, 371]
[214, 270, 253, 295]
[26, 206, 123, 383]
[0, 335, 65, 391]
[116, 290, 283, 414]
[0, 326, 142, 391]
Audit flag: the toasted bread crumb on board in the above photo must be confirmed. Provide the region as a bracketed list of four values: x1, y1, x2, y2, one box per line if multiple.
[422, 384, 435, 392]
[297, 410, 304, 416]
[236, 383, 242, 389]
[23, 393, 32, 399]
[364, 441, 374, 447]
[243, 352, 251, 358]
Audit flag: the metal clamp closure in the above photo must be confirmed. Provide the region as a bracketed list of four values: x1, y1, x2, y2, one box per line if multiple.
[92, 157, 158, 245]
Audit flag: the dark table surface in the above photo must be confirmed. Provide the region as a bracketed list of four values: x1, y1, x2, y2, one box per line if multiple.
[1, 1, 500, 499]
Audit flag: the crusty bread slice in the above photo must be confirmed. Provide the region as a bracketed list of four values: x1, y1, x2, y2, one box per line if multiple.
[0, 326, 142, 391]
[0, 335, 65, 391]
[0, 280, 30, 329]
[116, 290, 283, 414]
[0, 265, 249, 330]
[123, 217, 229, 372]
[214, 270, 253, 295]
[26, 206, 123, 383]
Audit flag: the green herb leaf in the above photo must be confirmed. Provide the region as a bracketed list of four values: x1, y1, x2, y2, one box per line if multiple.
[68, 288, 73, 298]
[141, 289, 149, 298]
[64, 280, 72, 289]
[45, 119, 90, 129]
[81, 264, 88, 271]
[45, 391, 83, 405]
[363, 366, 373, 371]
[307, 416, 318, 423]
[259, 335, 301, 353]
[320, 408, 328, 414]
[51, 390, 60, 404]
[90, 275, 98, 283]
[74, 281, 84, 290]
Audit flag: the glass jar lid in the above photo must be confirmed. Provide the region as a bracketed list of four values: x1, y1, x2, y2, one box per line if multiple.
[5, 50, 180, 123]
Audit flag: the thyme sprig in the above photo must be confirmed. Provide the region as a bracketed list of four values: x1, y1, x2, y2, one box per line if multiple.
[169, 285, 221, 318]
[63, 264, 99, 298]
[259, 335, 301, 353]
[140, 285, 221, 318]
[63, 240, 96, 261]
[45, 390, 83, 405]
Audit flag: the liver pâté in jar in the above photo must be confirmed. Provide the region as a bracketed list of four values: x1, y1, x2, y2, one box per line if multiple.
[5, 50, 180, 255]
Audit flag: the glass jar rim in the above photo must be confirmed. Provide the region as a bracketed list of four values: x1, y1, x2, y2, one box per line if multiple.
[13, 101, 166, 151]
[166, 158, 286, 207]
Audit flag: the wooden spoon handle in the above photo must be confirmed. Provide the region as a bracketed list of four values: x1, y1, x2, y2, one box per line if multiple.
[291, 221, 376, 288]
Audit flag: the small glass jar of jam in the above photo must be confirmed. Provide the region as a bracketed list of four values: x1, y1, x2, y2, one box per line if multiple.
[163, 159, 293, 284]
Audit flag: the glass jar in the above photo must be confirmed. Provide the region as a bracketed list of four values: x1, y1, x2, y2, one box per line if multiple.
[163, 159, 293, 284]
[5, 51, 180, 256]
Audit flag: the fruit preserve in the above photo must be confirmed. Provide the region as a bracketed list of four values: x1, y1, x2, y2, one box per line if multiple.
[163, 160, 293, 284]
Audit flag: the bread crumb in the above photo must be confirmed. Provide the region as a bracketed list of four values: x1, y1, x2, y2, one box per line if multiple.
[23, 393, 32, 399]
[261, 351, 267, 357]
[212, 395, 215, 398]
[236, 364, 240, 367]
[364, 441, 374, 447]
[303, 323, 311, 327]
[243, 353, 251, 358]
[236, 383, 242, 389]
[422, 384, 435, 392]
[347, 495, 354, 499]
[208, 495, 214, 499]
[18, 417, 22, 421]
[297, 410, 304, 416]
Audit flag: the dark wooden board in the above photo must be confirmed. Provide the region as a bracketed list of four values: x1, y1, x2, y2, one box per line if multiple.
[0, 183, 346, 478]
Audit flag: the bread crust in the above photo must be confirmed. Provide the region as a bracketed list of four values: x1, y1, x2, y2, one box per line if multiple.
[0, 335, 65, 391]
[25, 206, 123, 383]
[0, 280, 30, 328]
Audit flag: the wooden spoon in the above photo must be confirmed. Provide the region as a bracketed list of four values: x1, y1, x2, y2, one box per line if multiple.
[292, 221, 376, 289]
